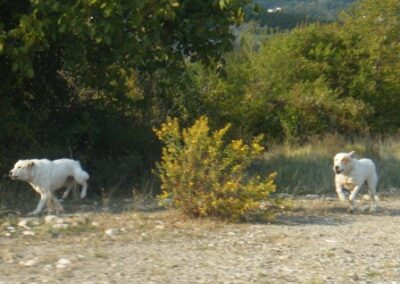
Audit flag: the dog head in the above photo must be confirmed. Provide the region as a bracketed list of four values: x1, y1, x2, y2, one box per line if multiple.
[333, 151, 355, 175]
[9, 160, 36, 181]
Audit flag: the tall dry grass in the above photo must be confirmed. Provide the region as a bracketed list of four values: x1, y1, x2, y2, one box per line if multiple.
[257, 134, 400, 196]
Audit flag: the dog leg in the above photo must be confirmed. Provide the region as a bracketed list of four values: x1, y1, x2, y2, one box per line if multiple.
[348, 185, 361, 212]
[366, 194, 379, 213]
[50, 193, 64, 214]
[63, 183, 73, 199]
[79, 181, 88, 199]
[28, 192, 48, 216]
[369, 195, 380, 212]
[74, 169, 89, 199]
[335, 185, 347, 202]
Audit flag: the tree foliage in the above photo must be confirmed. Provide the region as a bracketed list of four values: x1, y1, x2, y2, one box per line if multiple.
[168, 0, 400, 143]
[0, 0, 249, 190]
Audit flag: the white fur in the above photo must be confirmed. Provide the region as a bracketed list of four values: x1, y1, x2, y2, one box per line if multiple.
[9, 159, 89, 215]
[333, 151, 378, 212]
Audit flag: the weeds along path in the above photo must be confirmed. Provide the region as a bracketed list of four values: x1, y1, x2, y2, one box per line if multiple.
[1, 197, 400, 283]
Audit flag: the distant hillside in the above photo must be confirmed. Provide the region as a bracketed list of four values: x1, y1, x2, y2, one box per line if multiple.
[245, 8, 318, 31]
[244, 0, 357, 31]
[254, 0, 356, 20]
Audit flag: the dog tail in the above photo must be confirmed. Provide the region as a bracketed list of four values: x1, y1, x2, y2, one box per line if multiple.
[74, 160, 90, 180]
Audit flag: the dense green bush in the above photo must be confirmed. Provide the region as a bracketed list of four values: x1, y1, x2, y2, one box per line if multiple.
[0, 0, 249, 194]
[167, 0, 400, 144]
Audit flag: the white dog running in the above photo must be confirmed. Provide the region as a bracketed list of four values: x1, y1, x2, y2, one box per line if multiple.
[333, 151, 378, 212]
[9, 159, 89, 215]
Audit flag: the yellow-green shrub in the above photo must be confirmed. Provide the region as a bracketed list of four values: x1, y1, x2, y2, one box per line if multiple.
[154, 116, 279, 221]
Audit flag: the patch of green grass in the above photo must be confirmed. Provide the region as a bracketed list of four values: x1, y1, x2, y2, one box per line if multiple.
[366, 270, 381, 278]
[93, 251, 109, 259]
[34, 223, 99, 237]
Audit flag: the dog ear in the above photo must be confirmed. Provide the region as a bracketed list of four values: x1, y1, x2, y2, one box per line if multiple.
[28, 161, 35, 168]
[348, 151, 355, 158]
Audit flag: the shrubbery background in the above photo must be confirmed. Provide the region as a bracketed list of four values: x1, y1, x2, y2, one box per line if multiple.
[1, 0, 400, 199]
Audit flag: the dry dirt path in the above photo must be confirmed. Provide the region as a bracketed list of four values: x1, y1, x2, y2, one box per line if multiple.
[1, 197, 400, 284]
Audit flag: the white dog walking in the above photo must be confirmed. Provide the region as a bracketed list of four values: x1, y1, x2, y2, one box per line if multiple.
[9, 159, 89, 215]
[333, 151, 378, 212]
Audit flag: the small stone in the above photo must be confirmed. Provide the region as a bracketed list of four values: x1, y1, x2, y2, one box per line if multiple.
[324, 196, 336, 201]
[6, 226, 16, 233]
[105, 228, 119, 237]
[56, 258, 71, 269]
[44, 215, 60, 224]
[52, 223, 69, 230]
[22, 230, 36, 236]
[362, 194, 371, 201]
[18, 219, 31, 228]
[305, 194, 320, 200]
[55, 217, 66, 224]
[91, 221, 99, 227]
[43, 264, 53, 270]
[20, 258, 39, 267]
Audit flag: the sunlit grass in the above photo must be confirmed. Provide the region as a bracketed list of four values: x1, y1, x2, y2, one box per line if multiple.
[258, 134, 400, 195]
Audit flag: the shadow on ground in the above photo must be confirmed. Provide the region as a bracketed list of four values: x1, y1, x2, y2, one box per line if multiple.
[271, 197, 400, 226]
[3, 191, 400, 229]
